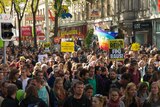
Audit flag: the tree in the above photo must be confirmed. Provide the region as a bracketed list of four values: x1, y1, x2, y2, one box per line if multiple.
[13, 0, 28, 48]
[0, 0, 6, 13]
[53, 0, 64, 40]
[0, 0, 13, 14]
[31, 0, 40, 48]
[85, 29, 94, 49]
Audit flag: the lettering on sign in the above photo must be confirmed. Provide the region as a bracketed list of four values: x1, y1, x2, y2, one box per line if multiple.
[109, 49, 124, 59]
[109, 39, 124, 49]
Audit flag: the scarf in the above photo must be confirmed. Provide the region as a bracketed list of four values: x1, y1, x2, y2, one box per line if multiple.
[107, 99, 120, 107]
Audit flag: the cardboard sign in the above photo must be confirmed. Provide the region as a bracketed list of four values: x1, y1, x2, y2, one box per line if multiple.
[109, 39, 124, 49]
[109, 48, 124, 60]
[109, 39, 124, 60]
[61, 42, 74, 52]
[38, 54, 48, 63]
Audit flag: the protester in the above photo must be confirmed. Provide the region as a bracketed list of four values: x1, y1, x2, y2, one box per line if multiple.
[8, 69, 22, 89]
[121, 82, 142, 107]
[20, 85, 48, 107]
[63, 80, 91, 107]
[1, 84, 18, 107]
[1, 41, 160, 107]
[32, 77, 50, 106]
[137, 82, 149, 104]
[143, 81, 160, 107]
[84, 84, 93, 100]
[92, 94, 106, 107]
[106, 88, 125, 107]
[50, 77, 67, 107]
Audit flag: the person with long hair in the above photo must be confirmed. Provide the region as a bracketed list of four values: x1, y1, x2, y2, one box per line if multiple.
[50, 77, 67, 107]
[20, 85, 48, 107]
[137, 82, 149, 104]
[143, 81, 160, 107]
[106, 88, 125, 107]
[121, 82, 142, 107]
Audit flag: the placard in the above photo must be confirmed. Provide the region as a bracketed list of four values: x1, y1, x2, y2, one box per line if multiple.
[109, 39, 124, 60]
[109, 39, 124, 49]
[61, 42, 74, 52]
[109, 48, 124, 60]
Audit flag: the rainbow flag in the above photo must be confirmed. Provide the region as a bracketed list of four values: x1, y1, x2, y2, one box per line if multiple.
[94, 27, 117, 51]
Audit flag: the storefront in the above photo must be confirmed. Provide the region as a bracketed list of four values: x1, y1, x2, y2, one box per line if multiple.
[57, 24, 87, 41]
[153, 19, 160, 49]
[133, 21, 152, 46]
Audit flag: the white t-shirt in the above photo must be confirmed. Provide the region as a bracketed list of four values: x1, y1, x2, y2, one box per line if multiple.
[19, 77, 30, 90]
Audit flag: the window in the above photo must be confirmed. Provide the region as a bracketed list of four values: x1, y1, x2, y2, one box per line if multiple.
[115, 0, 119, 13]
[129, 0, 133, 10]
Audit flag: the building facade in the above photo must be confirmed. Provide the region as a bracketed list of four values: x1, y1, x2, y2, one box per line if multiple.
[114, 0, 160, 49]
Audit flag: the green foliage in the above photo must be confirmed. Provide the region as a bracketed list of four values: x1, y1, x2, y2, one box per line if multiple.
[13, 0, 28, 14]
[0, 0, 12, 13]
[85, 29, 94, 48]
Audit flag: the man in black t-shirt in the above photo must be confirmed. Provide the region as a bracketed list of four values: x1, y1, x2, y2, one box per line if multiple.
[64, 81, 91, 107]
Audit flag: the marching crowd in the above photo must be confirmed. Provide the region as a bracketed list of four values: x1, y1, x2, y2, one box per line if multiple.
[0, 42, 160, 107]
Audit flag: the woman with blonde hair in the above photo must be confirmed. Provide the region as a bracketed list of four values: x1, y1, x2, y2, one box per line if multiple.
[92, 94, 106, 107]
[121, 82, 142, 107]
[143, 81, 160, 107]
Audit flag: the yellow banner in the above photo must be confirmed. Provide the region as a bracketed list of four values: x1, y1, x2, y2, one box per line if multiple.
[61, 30, 78, 37]
[61, 42, 74, 52]
[109, 39, 124, 49]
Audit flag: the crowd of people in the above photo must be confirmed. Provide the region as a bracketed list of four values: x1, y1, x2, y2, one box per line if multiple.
[0, 42, 160, 107]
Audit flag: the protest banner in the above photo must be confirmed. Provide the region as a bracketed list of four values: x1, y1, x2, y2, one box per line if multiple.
[61, 42, 74, 52]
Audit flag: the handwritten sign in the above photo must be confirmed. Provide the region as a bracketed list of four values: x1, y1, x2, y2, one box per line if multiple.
[109, 39, 124, 60]
[61, 42, 74, 52]
[109, 39, 124, 49]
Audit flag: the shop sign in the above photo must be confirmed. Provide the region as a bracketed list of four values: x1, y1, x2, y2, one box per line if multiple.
[25, 15, 45, 21]
[61, 30, 78, 37]
[133, 21, 152, 31]
[21, 26, 32, 36]
[61, 42, 74, 52]
[109, 39, 124, 60]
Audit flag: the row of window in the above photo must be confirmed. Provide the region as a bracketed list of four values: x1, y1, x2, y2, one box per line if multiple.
[115, 0, 150, 13]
